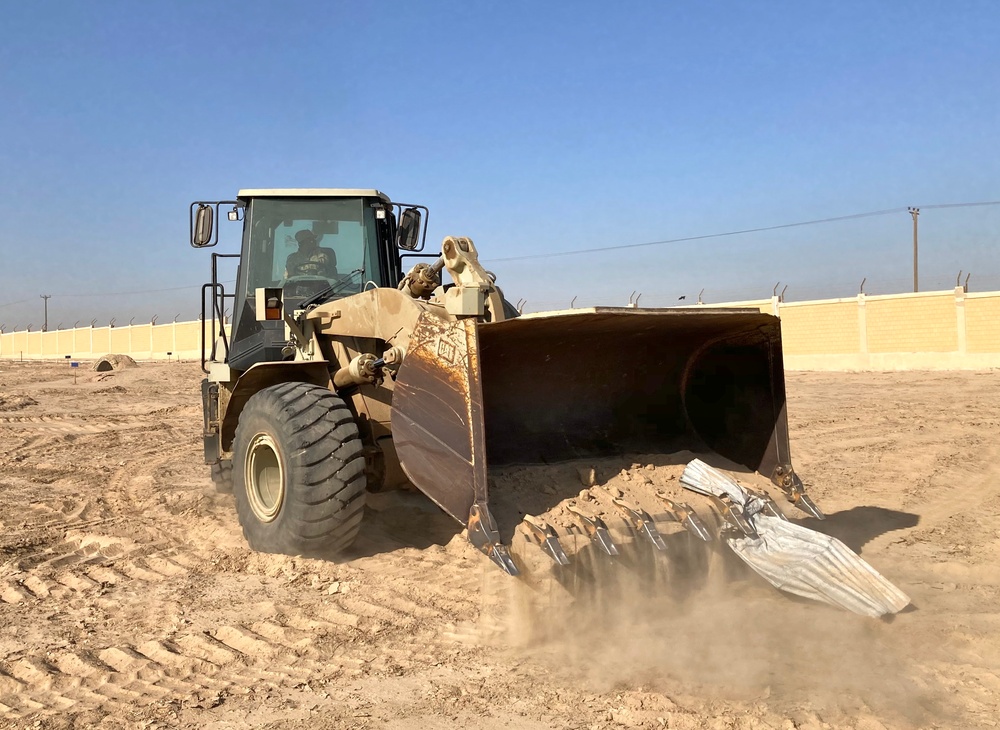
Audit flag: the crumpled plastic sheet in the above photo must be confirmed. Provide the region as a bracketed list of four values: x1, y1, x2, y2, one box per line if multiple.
[681, 459, 910, 618]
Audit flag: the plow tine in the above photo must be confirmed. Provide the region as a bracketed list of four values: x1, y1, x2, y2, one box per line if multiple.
[523, 516, 571, 566]
[706, 495, 758, 539]
[655, 493, 714, 541]
[794, 492, 825, 520]
[468, 504, 520, 575]
[567, 505, 620, 556]
[611, 498, 667, 551]
[744, 489, 789, 521]
[771, 466, 826, 520]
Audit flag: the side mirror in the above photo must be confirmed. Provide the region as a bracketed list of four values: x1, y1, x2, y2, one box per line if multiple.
[192, 204, 215, 247]
[396, 208, 421, 251]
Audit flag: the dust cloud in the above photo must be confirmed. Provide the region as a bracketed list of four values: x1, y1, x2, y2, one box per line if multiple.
[481, 457, 942, 727]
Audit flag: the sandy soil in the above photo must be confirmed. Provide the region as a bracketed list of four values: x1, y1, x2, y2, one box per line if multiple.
[1, 361, 998, 729]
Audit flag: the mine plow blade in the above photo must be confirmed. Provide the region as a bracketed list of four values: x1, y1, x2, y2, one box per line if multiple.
[680, 459, 910, 617]
[391, 306, 821, 575]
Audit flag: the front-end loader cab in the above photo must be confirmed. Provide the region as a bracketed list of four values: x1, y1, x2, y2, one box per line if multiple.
[198, 190, 417, 371]
[191, 190, 431, 372]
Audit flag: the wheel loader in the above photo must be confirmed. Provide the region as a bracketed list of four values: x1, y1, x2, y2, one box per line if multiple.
[190, 189, 823, 576]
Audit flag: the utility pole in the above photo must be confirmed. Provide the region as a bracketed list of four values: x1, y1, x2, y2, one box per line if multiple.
[908, 207, 920, 292]
[40, 294, 51, 332]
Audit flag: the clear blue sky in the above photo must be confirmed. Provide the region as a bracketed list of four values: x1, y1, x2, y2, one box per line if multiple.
[1, 0, 997, 328]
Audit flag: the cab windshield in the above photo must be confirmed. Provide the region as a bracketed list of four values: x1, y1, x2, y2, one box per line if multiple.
[240, 197, 380, 305]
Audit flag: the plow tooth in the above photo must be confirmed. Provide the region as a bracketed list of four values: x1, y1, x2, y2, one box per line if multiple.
[793, 492, 825, 520]
[771, 466, 825, 520]
[705, 494, 758, 539]
[468, 504, 519, 576]
[523, 516, 571, 566]
[567, 505, 620, 556]
[611, 498, 667, 551]
[744, 489, 789, 521]
[655, 493, 713, 542]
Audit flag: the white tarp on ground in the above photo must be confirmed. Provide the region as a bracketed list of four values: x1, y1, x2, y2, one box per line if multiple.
[681, 459, 910, 618]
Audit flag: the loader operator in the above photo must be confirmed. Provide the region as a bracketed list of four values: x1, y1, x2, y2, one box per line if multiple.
[284, 229, 338, 279]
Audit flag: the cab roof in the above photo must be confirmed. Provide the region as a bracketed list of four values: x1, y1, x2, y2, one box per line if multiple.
[237, 188, 390, 202]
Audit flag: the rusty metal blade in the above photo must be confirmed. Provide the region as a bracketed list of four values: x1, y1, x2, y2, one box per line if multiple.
[392, 315, 485, 525]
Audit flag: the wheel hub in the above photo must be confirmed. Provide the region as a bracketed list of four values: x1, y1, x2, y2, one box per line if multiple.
[245, 433, 284, 522]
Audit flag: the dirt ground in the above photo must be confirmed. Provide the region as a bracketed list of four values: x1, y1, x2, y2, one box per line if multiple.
[1, 361, 998, 730]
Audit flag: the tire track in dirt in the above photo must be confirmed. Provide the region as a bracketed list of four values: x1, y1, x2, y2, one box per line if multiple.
[2, 536, 488, 722]
[0, 597, 396, 720]
[865, 443, 1000, 558]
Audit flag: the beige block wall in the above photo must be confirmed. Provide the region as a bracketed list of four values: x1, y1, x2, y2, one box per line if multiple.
[690, 288, 999, 370]
[866, 293, 958, 353]
[178, 321, 205, 353]
[780, 301, 859, 355]
[73, 328, 90, 352]
[93, 328, 112, 354]
[2, 290, 997, 369]
[133, 324, 153, 355]
[151, 325, 173, 354]
[110, 328, 130, 354]
[0, 319, 225, 361]
[966, 295, 1000, 354]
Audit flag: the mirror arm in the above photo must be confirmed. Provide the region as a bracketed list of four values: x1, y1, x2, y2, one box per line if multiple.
[189, 200, 243, 248]
[390, 202, 429, 252]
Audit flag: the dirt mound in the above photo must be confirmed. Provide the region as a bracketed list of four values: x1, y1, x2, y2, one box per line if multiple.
[92, 354, 138, 372]
[491, 452, 761, 529]
[0, 392, 39, 411]
[95, 385, 128, 395]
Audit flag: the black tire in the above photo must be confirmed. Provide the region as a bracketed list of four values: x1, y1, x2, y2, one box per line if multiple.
[210, 458, 234, 494]
[232, 382, 367, 557]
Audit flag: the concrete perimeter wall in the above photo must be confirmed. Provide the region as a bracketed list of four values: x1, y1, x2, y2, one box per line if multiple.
[0, 320, 220, 362]
[701, 287, 1000, 371]
[2, 288, 998, 371]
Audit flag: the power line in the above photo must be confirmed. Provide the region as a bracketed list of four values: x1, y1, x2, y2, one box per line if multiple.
[7, 281, 241, 304]
[0, 298, 31, 309]
[487, 200, 1000, 263]
[53, 283, 209, 298]
[921, 200, 1000, 210]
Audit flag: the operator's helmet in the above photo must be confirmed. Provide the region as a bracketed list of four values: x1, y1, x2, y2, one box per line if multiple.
[295, 229, 318, 246]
